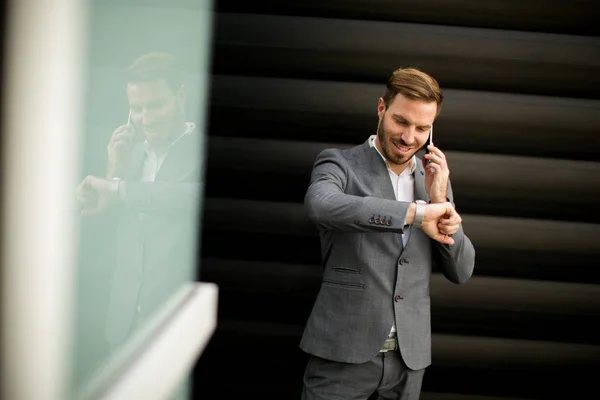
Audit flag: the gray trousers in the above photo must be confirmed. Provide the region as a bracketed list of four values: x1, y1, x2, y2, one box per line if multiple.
[301, 351, 425, 400]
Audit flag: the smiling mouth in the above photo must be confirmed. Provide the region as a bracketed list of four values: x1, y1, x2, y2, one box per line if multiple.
[393, 142, 411, 152]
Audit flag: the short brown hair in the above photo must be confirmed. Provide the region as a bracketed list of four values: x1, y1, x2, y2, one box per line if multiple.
[382, 67, 443, 115]
[127, 52, 183, 92]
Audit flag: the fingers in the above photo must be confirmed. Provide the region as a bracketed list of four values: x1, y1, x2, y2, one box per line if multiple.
[423, 145, 449, 174]
[440, 208, 461, 224]
[424, 150, 444, 165]
[108, 125, 134, 148]
[76, 175, 92, 195]
[420, 202, 460, 243]
[433, 232, 455, 245]
[439, 223, 459, 235]
[425, 145, 447, 161]
[425, 161, 443, 175]
[438, 208, 461, 235]
[112, 131, 134, 148]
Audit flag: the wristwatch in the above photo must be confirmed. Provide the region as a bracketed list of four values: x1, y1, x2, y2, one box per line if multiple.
[108, 177, 122, 201]
[413, 200, 427, 228]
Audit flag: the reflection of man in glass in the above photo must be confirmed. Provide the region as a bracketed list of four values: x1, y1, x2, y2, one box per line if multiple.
[77, 52, 202, 350]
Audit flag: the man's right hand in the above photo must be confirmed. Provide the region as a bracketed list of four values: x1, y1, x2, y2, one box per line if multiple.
[420, 202, 461, 245]
[106, 124, 135, 178]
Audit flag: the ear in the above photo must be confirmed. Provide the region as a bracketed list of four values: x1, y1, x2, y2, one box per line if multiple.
[377, 98, 386, 120]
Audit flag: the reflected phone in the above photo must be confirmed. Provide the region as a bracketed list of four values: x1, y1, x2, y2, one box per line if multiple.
[127, 109, 135, 133]
[127, 109, 139, 143]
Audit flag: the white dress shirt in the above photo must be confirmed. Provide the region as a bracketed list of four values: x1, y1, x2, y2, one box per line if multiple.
[141, 122, 196, 182]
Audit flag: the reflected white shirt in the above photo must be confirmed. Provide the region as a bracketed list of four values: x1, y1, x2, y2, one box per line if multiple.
[141, 122, 196, 182]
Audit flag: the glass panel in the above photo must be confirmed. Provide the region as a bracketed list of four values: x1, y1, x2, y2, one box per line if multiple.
[71, 0, 212, 397]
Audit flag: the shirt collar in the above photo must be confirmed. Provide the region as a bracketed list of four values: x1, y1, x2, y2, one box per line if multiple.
[368, 135, 416, 175]
[144, 122, 196, 157]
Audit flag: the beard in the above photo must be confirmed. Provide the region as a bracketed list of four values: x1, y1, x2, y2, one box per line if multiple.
[376, 116, 420, 167]
[143, 108, 186, 146]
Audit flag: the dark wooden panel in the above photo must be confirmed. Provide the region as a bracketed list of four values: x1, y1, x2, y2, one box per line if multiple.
[200, 258, 600, 344]
[200, 227, 600, 284]
[213, 13, 600, 99]
[195, 3, 600, 399]
[202, 258, 600, 315]
[209, 75, 600, 161]
[204, 136, 600, 222]
[200, 198, 600, 285]
[193, 320, 599, 398]
[216, 0, 600, 37]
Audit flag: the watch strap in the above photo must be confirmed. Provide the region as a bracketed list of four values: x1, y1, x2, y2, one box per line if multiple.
[413, 200, 426, 228]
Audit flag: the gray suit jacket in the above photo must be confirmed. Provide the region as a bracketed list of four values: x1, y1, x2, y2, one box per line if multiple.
[300, 139, 475, 370]
[104, 131, 203, 346]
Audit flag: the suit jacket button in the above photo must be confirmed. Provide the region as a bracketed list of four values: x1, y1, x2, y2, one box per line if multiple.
[399, 259, 408, 265]
[394, 295, 403, 302]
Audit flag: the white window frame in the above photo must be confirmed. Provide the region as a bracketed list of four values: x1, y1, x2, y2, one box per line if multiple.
[0, 1, 218, 399]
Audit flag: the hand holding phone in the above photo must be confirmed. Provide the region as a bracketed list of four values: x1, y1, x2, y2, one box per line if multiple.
[106, 111, 136, 178]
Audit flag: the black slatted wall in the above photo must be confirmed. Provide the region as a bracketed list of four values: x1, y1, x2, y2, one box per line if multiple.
[194, 1, 600, 399]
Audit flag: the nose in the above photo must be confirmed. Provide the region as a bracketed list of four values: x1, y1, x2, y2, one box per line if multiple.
[401, 126, 417, 146]
[141, 108, 154, 126]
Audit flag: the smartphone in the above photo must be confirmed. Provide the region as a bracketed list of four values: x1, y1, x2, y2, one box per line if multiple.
[426, 125, 433, 151]
[127, 109, 135, 132]
[127, 109, 139, 142]
[424, 125, 433, 157]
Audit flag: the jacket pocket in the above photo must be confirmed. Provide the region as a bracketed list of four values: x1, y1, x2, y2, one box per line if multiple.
[323, 279, 364, 290]
[332, 266, 361, 274]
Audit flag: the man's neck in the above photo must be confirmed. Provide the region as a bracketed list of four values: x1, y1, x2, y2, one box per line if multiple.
[374, 135, 412, 175]
[146, 121, 189, 155]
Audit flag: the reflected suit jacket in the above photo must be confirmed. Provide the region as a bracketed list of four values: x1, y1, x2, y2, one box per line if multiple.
[104, 131, 203, 347]
[299, 138, 476, 370]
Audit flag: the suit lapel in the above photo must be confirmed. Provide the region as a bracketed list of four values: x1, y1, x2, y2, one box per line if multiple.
[413, 157, 429, 202]
[361, 140, 396, 201]
[155, 131, 200, 181]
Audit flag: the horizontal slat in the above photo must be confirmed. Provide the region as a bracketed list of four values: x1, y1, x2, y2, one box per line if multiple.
[213, 14, 600, 98]
[205, 135, 600, 222]
[211, 76, 600, 131]
[215, 320, 600, 368]
[202, 197, 600, 256]
[200, 229, 599, 284]
[209, 75, 600, 160]
[215, 14, 600, 65]
[206, 136, 600, 200]
[216, 0, 600, 37]
[420, 394, 533, 400]
[201, 258, 600, 315]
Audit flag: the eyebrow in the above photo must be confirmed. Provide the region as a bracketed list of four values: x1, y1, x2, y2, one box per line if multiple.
[129, 97, 168, 108]
[391, 114, 431, 129]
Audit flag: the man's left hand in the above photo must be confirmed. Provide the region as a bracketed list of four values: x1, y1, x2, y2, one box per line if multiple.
[422, 144, 449, 203]
[438, 206, 462, 236]
[76, 176, 115, 215]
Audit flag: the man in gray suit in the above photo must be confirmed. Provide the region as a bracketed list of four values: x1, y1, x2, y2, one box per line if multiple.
[77, 52, 202, 350]
[300, 67, 475, 399]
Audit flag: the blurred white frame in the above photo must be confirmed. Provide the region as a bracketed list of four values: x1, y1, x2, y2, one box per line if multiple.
[0, 1, 217, 399]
